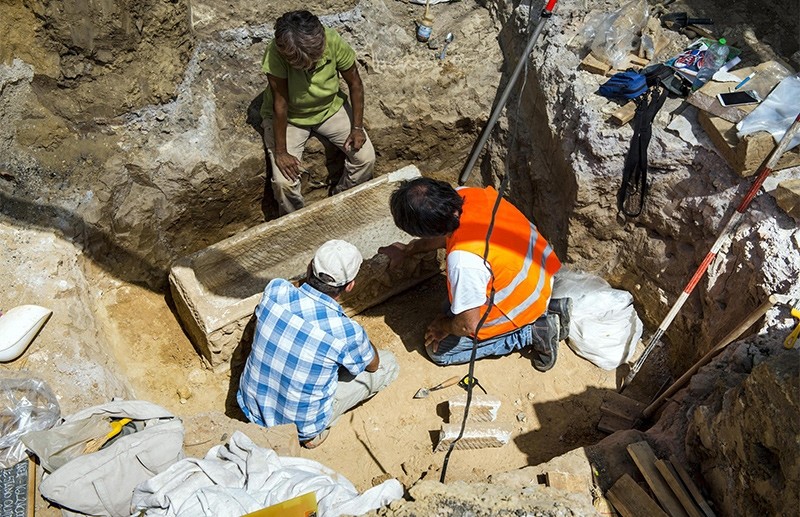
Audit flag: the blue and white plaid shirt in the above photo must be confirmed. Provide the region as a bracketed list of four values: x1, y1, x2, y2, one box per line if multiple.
[237, 278, 375, 440]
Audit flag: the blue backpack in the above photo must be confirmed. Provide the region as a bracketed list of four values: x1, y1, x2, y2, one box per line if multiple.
[599, 70, 647, 99]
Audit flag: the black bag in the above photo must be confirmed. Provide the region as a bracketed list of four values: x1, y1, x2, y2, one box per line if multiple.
[617, 66, 673, 217]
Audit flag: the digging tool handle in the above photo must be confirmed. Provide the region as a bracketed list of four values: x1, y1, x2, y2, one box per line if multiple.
[459, 0, 559, 184]
[642, 294, 778, 419]
[431, 375, 462, 391]
[623, 113, 800, 391]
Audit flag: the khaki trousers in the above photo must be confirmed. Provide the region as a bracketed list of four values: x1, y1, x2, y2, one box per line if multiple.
[328, 349, 399, 426]
[262, 104, 376, 215]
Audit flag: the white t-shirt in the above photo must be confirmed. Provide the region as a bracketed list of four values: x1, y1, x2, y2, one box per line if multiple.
[447, 250, 491, 314]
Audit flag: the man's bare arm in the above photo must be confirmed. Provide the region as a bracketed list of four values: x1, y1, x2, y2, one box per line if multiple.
[378, 236, 446, 268]
[267, 74, 301, 180]
[340, 64, 366, 153]
[365, 342, 380, 372]
[424, 307, 482, 350]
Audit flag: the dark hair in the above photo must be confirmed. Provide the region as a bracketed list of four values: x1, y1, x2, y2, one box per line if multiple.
[305, 272, 347, 298]
[389, 178, 463, 238]
[274, 11, 325, 70]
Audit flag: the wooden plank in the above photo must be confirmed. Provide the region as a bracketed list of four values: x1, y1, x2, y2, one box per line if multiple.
[581, 52, 611, 75]
[545, 471, 586, 493]
[601, 390, 646, 420]
[607, 473, 669, 517]
[610, 102, 637, 126]
[669, 455, 716, 517]
[627, 441, 689, 517]
[597, 413, 635, 434]
[655, 460, 705, 517]
[27, 457, 35, 517]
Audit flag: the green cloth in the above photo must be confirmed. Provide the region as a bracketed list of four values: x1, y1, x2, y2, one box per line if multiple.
[260, 27, 356, 126]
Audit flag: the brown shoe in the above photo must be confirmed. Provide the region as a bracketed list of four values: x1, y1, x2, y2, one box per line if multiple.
[301, 429, 330, 449]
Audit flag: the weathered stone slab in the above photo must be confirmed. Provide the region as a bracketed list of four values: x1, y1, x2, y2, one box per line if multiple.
[448, 394, 501, 423]
[169, 165, 443, 369]
[435, 422, 512, 452]
[698, 111, 800, 177]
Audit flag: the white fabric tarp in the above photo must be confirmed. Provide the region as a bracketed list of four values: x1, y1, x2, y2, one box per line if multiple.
[131, 431, 403, 517]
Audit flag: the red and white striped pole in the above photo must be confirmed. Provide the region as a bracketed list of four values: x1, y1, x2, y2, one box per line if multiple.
[623, 112, 800, 391]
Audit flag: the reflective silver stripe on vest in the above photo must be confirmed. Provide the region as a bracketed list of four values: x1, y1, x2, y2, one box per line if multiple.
[483, 223, 554, 327]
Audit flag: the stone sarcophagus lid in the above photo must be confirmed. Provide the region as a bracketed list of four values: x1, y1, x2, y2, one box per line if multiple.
[169, 165, 442, 370]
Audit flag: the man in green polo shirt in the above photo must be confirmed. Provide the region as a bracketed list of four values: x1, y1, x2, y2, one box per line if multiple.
[261, 10, 375, 215]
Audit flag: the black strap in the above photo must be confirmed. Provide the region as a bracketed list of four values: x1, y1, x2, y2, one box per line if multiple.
[617, 86, 668, 217]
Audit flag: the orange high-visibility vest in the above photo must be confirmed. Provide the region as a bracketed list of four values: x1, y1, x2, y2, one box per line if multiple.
[445, 187, 561, 340]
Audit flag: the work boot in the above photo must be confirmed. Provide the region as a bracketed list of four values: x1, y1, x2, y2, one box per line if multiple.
[531, 313, 560, 372]
[547, 297, 573, 342]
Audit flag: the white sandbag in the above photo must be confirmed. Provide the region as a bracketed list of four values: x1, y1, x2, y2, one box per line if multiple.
[0, 305, 52, 362]
[552, 270, 642, 370]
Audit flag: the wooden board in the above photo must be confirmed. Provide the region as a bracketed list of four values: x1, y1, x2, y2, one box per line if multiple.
[655, 460, 705, 517]
[611, 102, 637, 126]
[0, 458, 34, 517]
[597, 413, 635, 434]
[601, 391, 646, 420]
[607, 473, 669, 517]
[669, 455, 717, 517]
[581, 52, 611, 75]
[627, 441, 689, 517]
[545, 471, 586, 493]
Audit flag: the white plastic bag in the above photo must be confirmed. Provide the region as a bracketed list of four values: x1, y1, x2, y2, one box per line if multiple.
[737, 74, 800, 150]
[552, 270, 642, 370]
[586, 0, 649, 69]
[0, 375, 60, 468]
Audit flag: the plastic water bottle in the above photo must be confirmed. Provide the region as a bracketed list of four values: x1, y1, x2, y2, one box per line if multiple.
[693, 38, 729, 89]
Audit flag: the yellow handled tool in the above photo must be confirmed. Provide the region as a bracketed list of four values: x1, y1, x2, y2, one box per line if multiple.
[84, 418, 133, 454]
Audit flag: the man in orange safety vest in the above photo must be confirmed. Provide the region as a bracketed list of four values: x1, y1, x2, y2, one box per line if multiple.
[380, 178, 571, 371]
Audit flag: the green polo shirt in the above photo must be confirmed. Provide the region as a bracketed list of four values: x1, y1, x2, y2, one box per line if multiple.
[260, 27, 356, 126]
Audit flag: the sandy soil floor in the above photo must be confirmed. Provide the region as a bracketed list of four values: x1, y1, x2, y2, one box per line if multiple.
[90, 264, 624, 492]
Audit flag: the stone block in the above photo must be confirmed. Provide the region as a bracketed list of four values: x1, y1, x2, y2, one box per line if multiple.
[773, 178, 800, 220]
[698, 111, 800, 177]
[448, 394, 501, 422]
[169, 165, 444, 370]
[435, 422, 512, 452]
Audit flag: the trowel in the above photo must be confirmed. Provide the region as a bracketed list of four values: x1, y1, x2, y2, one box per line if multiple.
[413, 375, 461, 399]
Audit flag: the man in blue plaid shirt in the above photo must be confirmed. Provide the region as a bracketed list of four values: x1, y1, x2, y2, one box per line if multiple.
[237, 240, 399, 448]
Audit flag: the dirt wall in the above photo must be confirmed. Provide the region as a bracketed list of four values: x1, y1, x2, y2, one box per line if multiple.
[480, 0, 800, 375]
[0, 0, 501, 288]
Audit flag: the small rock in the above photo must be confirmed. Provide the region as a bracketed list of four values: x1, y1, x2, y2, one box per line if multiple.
[516, 412, 527, 423]
[372, 473, 393, 486]
[514, 399, 522, 406]
[187, 369, 207, 385]
[177, 386, 192, 400]
[526, 392, 535, 400]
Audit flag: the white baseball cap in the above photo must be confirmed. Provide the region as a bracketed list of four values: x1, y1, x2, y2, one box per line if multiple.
[312, 240, 363, 287]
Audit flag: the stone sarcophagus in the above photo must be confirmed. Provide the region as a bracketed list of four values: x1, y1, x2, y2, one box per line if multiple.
[169, 165, 442, 370]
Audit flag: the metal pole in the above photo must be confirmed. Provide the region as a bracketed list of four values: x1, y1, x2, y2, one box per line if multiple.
[622, 113, 800, 391]
[458, 0, 559, 185]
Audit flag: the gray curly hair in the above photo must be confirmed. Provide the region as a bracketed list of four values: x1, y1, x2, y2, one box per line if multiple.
[274, 11, 326, 70]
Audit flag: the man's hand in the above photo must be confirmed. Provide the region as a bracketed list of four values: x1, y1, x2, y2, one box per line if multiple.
[378, 242, 408, 268]
[424, 314, 450, 353]
[344, 128, 366, 153]
[275, 151, 302, 181]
